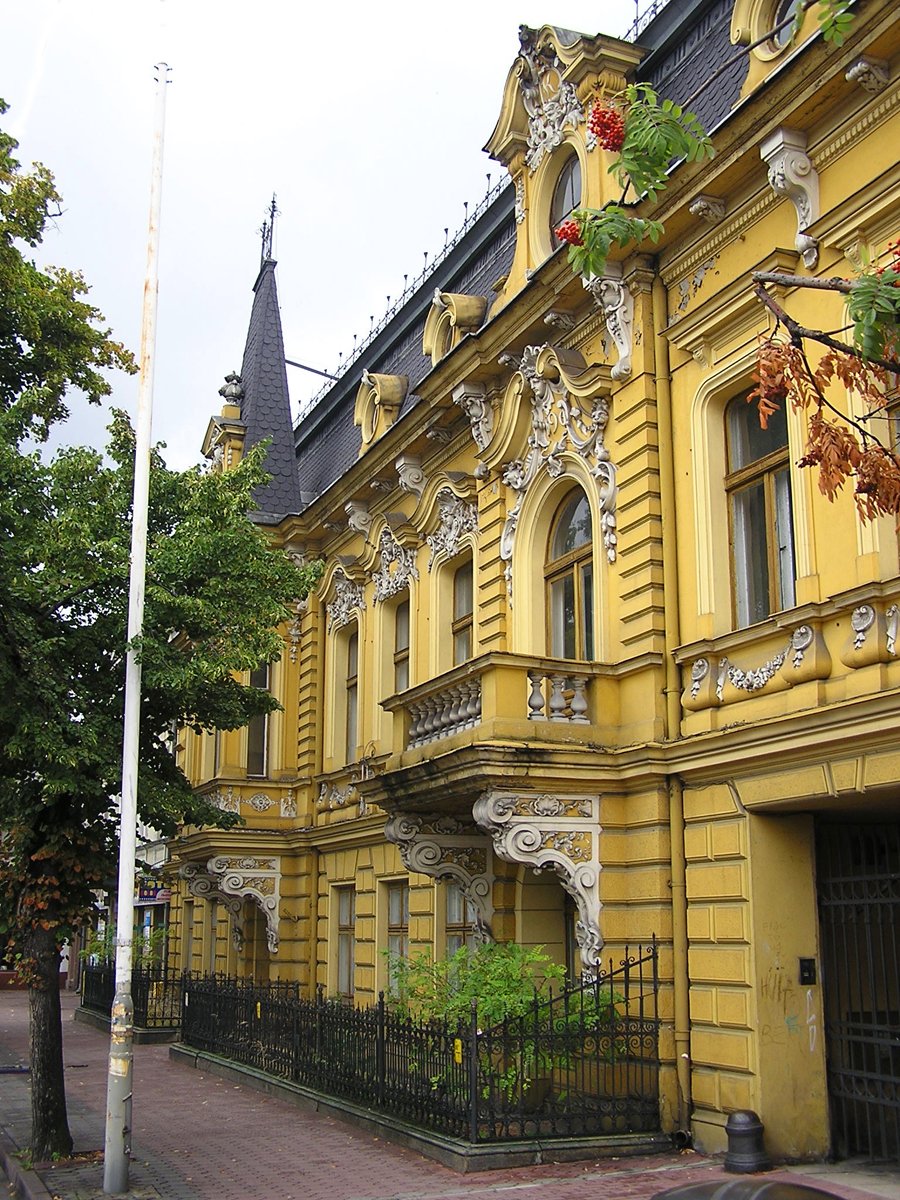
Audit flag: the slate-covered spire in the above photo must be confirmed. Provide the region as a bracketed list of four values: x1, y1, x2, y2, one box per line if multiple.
[237, 256, 302, 523]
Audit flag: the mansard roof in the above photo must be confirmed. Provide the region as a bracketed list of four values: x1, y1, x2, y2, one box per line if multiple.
[239, 257, 303, 524]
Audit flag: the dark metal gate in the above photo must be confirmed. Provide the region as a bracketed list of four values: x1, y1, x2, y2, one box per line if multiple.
[816, 821, 900, 1162]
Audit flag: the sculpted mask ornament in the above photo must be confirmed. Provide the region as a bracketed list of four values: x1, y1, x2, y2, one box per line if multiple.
[517, 26, 585, 173]
[373, 526, 419, 603]
[427, 489, 478, 570]
[327, 569, 365, 631]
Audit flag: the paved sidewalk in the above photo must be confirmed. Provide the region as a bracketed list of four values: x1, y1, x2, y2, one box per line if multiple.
[0, 991, 897, 1200]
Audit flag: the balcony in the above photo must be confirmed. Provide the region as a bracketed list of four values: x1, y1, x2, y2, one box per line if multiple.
[381, 651, 663, 759]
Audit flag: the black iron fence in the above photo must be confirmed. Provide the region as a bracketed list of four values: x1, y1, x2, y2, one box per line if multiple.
[180, 941, 660, 1143]
[81, 963, 185, 1029]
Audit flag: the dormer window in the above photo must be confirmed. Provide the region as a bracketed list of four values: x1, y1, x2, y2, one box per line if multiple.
[549, 154, 582, 245]
[770, 0, 801, 50]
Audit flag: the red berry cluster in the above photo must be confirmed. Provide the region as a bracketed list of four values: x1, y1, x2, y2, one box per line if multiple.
[875, 237, 900, 284]
[588, 104, 626, 152]
[555, 219, 583, 246]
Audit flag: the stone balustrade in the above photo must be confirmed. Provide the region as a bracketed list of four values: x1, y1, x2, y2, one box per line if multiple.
[526, 670, 591, 723]
[407, 678, 482, 747]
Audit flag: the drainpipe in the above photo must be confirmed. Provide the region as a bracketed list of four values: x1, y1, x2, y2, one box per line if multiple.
[651, 271, 692, 1138]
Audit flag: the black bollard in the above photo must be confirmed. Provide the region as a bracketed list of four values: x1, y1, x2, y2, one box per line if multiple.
[724, 1110, 772, 1174]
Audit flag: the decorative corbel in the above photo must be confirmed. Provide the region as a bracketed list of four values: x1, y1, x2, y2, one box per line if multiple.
[207, 855, 282, 954]
[345, 500, 373, 539]
[179, 862, 245, 951]
[473, 791, 602, 976]
[396, 453, 426, 500]
[760, 128, 820, 269]
[845, 57, 889, 93]
[384, 813, 494, 942]
[452, 381, 494, 454]
[689, 195, 726, 225]
[583, 262, 634, 379]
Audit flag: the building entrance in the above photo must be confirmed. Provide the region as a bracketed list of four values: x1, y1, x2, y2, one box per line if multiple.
[816, 820, 899, 1162]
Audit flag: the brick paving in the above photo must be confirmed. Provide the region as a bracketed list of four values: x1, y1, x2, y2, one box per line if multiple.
[0, 990, 897, 1200]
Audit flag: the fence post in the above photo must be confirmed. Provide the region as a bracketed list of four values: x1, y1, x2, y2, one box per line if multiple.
[468, 1000, 479, 1144]
[376, 991, 386, 1105]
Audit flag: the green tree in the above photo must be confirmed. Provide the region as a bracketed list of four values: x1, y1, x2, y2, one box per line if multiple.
[0, 101, 321, 1161]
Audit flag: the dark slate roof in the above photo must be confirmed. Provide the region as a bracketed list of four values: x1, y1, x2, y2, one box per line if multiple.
[635, 0, 747, 133]
[293, 188, 517, 508]
[239, 258, 303, 523]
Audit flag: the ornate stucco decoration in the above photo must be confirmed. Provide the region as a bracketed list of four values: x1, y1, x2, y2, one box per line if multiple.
[286, 597, 308, 665]
[396, 453, 426, 500]
[473, 791, 602, 976]
[516, 26, 584, 173]
[354, 371, 408, 454]
[845, 57, 889, 93]
[839, 602, 900, 667]
[317, 781, 358, 810]
[689, 195, 726, 225]
[583, 262, 634, 380]
[207, 855, 281, 954]
[760, 127, 820, 269]
[514, 176, 526, 224]
[452, 381, 494, 455]
[280, 789, 297, 819]
[423, 291, 488, 366]
[326, 568, 365, 631]
[373, 526, 419, 603]
[685, 625, 830, 710]
[212, 787, 239, 814]
[500, 344, 616, 600]
[180, 862, 245, 951]
[247, 792, 274, 813]
[384, 813, 494, 942]
[427, 489, 478, 569]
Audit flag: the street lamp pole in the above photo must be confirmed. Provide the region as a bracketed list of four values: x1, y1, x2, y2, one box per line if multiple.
[103, 61, 170, 1197]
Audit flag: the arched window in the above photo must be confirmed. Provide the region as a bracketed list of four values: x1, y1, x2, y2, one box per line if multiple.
[345, 629, 359, 763]
[725, 396, 795, 626]
[546, 491, 594, 659]
[770, 0, 801, 49]
[549, 154, 581, 245]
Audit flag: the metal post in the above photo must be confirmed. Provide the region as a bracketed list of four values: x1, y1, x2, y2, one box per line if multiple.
[103, 61, 170, 1196]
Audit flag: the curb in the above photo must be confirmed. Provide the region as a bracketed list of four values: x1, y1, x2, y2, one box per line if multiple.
[0, 1128, 56, 1200]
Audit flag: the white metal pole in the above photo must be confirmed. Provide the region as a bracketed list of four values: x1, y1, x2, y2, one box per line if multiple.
[103, 61, 170, 1197]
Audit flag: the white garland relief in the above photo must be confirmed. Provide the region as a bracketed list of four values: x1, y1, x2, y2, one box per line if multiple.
[500, 344, 617, 601]
[427, 490, 478, 569]
[384, 813, 494, 942]
[373, 527, 419, 603]
[473, 790, 602, 976]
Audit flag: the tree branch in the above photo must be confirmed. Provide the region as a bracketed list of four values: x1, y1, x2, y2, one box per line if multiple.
[753, 282, 900, 373]
[753, 271, 853, 293]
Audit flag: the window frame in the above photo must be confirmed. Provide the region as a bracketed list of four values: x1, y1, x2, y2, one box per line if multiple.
[246, 662, 270, 777]
[345, 628, 359, 764]
[444, 881, 478, 957]
[549, 153, 582, 246]
[452, 558, 474, 666]
[393, 596, 410, 694]
[336, 886, 356, 1001]
[725, 394, 796, 627]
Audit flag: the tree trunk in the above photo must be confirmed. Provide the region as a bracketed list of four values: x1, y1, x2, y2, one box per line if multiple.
[27, 924, 73, 1161]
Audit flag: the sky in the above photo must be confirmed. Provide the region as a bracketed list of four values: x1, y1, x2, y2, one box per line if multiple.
[4, 0, 641, 469]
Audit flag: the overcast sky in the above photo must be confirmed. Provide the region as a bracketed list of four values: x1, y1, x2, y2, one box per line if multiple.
[4, 0, 639, 469]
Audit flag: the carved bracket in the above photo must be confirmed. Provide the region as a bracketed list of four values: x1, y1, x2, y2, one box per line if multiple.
[452, 381, 494, 457]
[385, 813, 494, 942]
[179, 862, 245, 951]
[583, 262, 634, 380]
[760, 127, 820, 269]
[207, 855, 281, 954]
[472, 790, 602, 976]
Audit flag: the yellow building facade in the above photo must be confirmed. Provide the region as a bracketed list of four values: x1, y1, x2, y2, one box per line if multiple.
[172, 0, 900, 1165]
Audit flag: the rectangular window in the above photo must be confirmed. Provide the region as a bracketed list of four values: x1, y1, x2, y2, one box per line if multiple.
[246, 663, 269, 777]
[336, 887, 356, 999]
[345, 631, 358, 763]
[182, 900, 194, 970]
[394, 598, 410, 693]
[386, 881, 410, 962]
[445, 882, 477, 956]
[452, 560, 473, 665]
